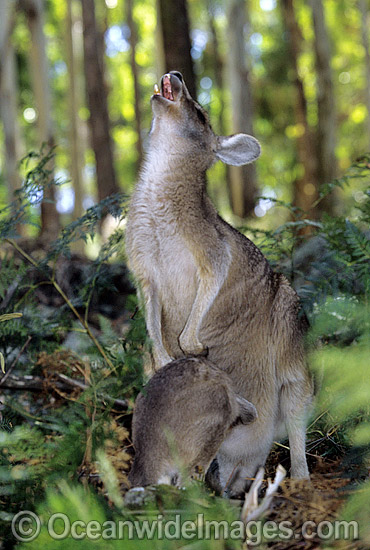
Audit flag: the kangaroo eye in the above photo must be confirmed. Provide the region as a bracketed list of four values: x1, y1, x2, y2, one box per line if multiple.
[171, 71, 183, 82]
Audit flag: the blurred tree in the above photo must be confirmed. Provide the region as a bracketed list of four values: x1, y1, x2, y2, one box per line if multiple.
[19, 0, 60, 240]
[81, 0, 119, 204]
[206, 0, 226, 136]
[307, 0, 338, 214]
[66, 0, 84, 221]
[359, 0, 370, 152]
[282, 0, 318, 224]
[0, 1, 22, 206]
[206, 0, 231, 202]
[157, 0, 196, 97]
[125, 0, 143, 171]
[227, 0, 258, 218]
[1, 0, 368, 233]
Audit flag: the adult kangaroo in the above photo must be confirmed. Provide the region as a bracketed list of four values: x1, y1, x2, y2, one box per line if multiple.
[125, 71, 313, 496]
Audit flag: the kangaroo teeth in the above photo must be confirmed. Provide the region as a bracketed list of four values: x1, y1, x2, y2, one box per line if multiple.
[154, 84, 160, 95]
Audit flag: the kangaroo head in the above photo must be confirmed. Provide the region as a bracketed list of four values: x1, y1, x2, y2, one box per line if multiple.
[150, 71, 261, 169]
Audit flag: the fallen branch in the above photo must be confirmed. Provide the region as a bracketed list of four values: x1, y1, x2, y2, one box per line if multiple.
[0, 372, 128, 409]
[0, 374, 47, 391]
[55, 372, 128, 409]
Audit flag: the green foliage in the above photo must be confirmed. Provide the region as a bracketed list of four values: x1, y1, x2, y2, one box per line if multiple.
[0, 151, 146, 547]
[2, 0, 369, 216]
[301, 163, 370, 541]
[49, 194, 126, 262]
[310, 301, 370, 542]
[0, 258, 26, 301]
[0, 148, 61, 238]
[17, 479, 242, 550]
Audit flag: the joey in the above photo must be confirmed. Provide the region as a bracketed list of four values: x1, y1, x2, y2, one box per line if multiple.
[128, 356, 257, 488]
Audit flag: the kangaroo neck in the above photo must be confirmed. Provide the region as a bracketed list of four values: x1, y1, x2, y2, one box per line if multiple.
[141, 142, 208, 202]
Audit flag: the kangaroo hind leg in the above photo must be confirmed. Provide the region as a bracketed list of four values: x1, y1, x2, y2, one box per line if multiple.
[280, 377, 313, 479]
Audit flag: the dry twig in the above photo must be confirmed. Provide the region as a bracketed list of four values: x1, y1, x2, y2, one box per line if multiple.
[241, 464, 287, 524]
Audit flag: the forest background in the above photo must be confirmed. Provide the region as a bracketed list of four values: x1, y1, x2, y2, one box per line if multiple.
[1, 0, 370, 233]
[0, 0, 370, 549]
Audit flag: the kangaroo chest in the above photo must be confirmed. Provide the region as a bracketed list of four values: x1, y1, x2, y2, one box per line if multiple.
[129, 181, 198, 309]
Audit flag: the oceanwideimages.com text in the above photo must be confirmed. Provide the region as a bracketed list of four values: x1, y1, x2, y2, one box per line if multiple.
[11, 510, 359, 545]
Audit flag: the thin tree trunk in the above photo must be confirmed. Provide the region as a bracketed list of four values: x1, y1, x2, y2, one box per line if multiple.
[81, 0, 119, 204]
[359, 0, 370, 151]
[66, 0, 84, 221]
[282, 0, 319, 224]
[206, 0, 226, 135]
[307, 0, 338, 214]
[155, 0, 165, 79]
[126, 0, 143, 170]
[71, 7, 90, 205]
[20, 0, 60, 240]
[227, 0, 258, 218]
[0, 1, 22, 205]
[206, 0, 231, 200]
[157, 0, 196, 98]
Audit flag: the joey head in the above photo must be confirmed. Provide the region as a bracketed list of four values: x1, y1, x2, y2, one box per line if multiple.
[126, 71, 313, 496]
[128, 356, 257, 488]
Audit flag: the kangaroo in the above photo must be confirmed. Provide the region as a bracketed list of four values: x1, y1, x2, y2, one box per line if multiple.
[128, 356, 257, 488]
[125, 71, 314, 496]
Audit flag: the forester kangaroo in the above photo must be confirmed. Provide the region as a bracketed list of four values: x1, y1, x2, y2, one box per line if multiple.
[128, 356, 257, 488]
[125, 71, 313, 496]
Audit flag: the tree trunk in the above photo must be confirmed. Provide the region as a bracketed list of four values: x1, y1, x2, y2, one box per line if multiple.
[282, 0, 319, 224]
[207, 0, 226, 135]
[125, 0, 143, 171]
[0, 1, 22, 206]
[20, 0, 60, 240]
[81, 0, 119, 204]
[206, 0, 231, 201]
[155, 0, 165, 78]
[66, 0, 84, 221]
[307, 0, 338, 214]
[157, 0, 196, 98]
[227, 0, 258, 218]
[359, 0, 370, 152]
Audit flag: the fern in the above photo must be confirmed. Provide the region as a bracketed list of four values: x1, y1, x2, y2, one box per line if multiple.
[0, 147, 62, 238]
[48, 195, 127, 262]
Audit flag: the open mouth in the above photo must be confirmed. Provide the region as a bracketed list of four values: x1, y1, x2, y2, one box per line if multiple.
[162, 74, 174, 100]
[153, 74, 178, 102]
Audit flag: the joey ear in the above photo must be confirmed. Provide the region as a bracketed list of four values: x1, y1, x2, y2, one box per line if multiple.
[215, 134, 261, 166]
[236, 396, 258, 424]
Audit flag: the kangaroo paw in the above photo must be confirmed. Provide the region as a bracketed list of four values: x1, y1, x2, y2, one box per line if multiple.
[179, 332, 208, 357]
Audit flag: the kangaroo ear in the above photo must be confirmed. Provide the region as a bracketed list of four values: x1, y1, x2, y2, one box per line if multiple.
[236, 396, 258, 424]
[215, 134, 261, 166]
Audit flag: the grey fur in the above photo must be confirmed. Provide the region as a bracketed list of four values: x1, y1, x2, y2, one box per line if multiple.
[126, 72, 314, 496]
[128, 356, 257, 488]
